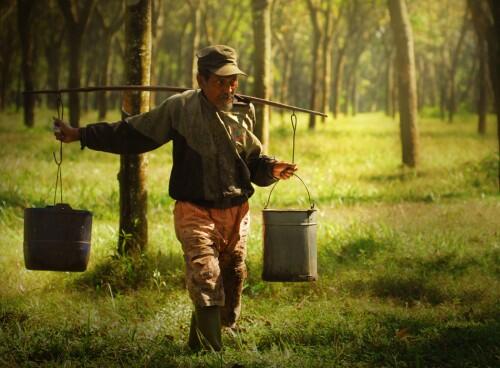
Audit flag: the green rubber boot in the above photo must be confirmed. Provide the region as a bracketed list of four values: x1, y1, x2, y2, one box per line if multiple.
[188, 306, 222, 352]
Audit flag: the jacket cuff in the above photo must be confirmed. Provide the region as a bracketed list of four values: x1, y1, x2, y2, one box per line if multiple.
[79, 127, 87, 150]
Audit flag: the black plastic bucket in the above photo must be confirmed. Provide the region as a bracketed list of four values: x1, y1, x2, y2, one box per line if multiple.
[23, 203, 92, 271]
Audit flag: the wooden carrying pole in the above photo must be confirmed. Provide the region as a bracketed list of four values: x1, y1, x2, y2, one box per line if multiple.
[23, 85, 328, 117]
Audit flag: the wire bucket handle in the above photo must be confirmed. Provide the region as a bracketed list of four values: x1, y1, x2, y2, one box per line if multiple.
[264, 173, 315, 209]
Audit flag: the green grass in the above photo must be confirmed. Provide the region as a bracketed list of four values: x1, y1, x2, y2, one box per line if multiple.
[0, 107, 499, 367]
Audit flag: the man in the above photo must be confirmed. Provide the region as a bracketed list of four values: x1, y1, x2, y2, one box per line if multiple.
[54, 45, 297, 351]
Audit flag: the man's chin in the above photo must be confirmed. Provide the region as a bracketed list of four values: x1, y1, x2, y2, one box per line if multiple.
[218, 101, 234, 112]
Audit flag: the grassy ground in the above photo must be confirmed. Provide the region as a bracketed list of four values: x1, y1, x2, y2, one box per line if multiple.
[0, 107, 498, 367]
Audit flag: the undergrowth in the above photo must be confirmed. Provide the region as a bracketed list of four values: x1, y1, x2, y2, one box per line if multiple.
[0, 109, 498, 367]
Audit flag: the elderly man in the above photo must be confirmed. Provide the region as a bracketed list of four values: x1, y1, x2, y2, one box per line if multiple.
[54, 45, 296, 351]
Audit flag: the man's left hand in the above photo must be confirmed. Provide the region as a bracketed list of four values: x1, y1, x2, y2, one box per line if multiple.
[272, 162, 297, 180]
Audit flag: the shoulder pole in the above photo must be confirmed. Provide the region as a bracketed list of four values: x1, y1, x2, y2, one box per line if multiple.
[23, 85, 328, 118]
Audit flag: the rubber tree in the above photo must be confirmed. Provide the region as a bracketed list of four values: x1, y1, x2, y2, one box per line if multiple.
[17, 0, 36, 127]
[41, 1, 65, 110]
[119, 0, 151, 255]
[186, 0, 201, 89]
[306, 0, 322, 129]
[388, 0, 419, 168]
[468, 0, 489, 135]
[486, 0, 500, 188]
[252, 0, 272, 150]
[57, 0, 95, 127]
[94, 2, 125, 119]
[1, 3, 17, 111]
[447, 13, 469, 123]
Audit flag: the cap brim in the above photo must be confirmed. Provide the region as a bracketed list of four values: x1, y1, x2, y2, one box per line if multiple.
[210, 64, 247, 76]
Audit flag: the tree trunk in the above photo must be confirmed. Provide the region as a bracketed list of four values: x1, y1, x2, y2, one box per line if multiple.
[17, 0, 35, 127]
[477, 50, 488, 134]
[118, 0, 151, 255]
[351, 66, 358, 116]
[44, 34, 63, 109]
[385, 53, 394, 116]
[58, 0, 95, 127]
[486, 0, 500, 188]
[332, 47, 346, 119]
[306, 0, 322, 129]
[97, 34, 112, 119]
[279, 46, 291, 118]
[447, 14, 468, 123]
[320, 1, 335, 122]
[416, 56, 425, 112]
[428, 58, 438, 107]
[187, 0, 201, 88]
[95, 4, 124, 120]
[0, 18, 15, 111]
[392, 55, 398, 119]
[388, 0, 419, 168]
[468, 0, 490, 135]
[251, 0, 272, 150]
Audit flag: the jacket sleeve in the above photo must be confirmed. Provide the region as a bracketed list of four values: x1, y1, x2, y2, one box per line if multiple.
[243, 103, 278, 187]
[80, 120, 162, 154]
[246, 151, 278, 187]
[79, 94, 178, 154]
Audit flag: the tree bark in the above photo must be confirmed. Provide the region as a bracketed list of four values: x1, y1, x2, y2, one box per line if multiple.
[447, 13, 468, 123]
[388, 0, 419, 168]
[95, 4, 124, 119]
[332, 47, 345, 119]
[44, 31, 64, 109]
[187, 0, 201, 88]
[119, 0, 152, 255]
[57, 0, 95, 127]
[476, 50, 488, 135]
[486, 0, 500, 188]
[252, 0, 272, 149]
[0, 12, 16, 111]
[306, 0, 322, 129]
[320, 0, 336, 122]
[392, 54, 398, 119]
[385, 51, 394, 116]
[17, 0, 36, 127]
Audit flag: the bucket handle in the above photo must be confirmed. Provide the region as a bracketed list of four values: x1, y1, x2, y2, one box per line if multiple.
[264, 173, 315, 209]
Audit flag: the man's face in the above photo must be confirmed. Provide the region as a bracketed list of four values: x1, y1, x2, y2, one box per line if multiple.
[198, 73, 239, 111]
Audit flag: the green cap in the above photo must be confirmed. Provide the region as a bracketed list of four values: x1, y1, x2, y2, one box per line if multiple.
[196, 45, 247, 76]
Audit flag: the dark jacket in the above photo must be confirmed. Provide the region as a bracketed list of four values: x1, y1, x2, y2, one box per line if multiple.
[80, 90, 277, 208]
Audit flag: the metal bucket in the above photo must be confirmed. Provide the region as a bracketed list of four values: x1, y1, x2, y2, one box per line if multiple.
[262, 208, 317, 281]
[23, 203, 92, 272]
[262, 174, 317, 282]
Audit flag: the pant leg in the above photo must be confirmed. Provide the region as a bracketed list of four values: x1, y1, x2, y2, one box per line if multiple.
[218, 202, 250, 328]
[173, 201, 225, 307]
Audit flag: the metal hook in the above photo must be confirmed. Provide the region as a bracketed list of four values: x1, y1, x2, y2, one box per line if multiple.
[52, 92, 64, 204]
[53, 142, 62, 165]
[291, 111, 297, 164]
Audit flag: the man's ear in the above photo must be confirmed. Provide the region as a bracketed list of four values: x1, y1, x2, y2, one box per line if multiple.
[196, 73, 205, 89]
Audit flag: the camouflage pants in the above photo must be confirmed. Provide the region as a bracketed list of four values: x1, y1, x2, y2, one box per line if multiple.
[173, 200, 249, 328]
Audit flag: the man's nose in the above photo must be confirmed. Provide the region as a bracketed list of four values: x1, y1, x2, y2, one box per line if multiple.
[222, 82, 232, 93]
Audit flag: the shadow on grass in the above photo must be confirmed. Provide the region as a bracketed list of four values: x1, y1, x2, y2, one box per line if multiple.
[0, 320, 185, 366]
[74, 250, 185, 293]
[344, 248, 495, 306]
[368, 274, 448, 305]
[255, 308, 500, 367]
[335, 237, 386, 263]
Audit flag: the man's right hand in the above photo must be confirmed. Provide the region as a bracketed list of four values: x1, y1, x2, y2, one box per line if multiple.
[53, 118, 80, 143]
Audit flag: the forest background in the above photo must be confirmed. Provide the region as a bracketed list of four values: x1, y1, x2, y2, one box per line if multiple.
[0, 0, 499, 367]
